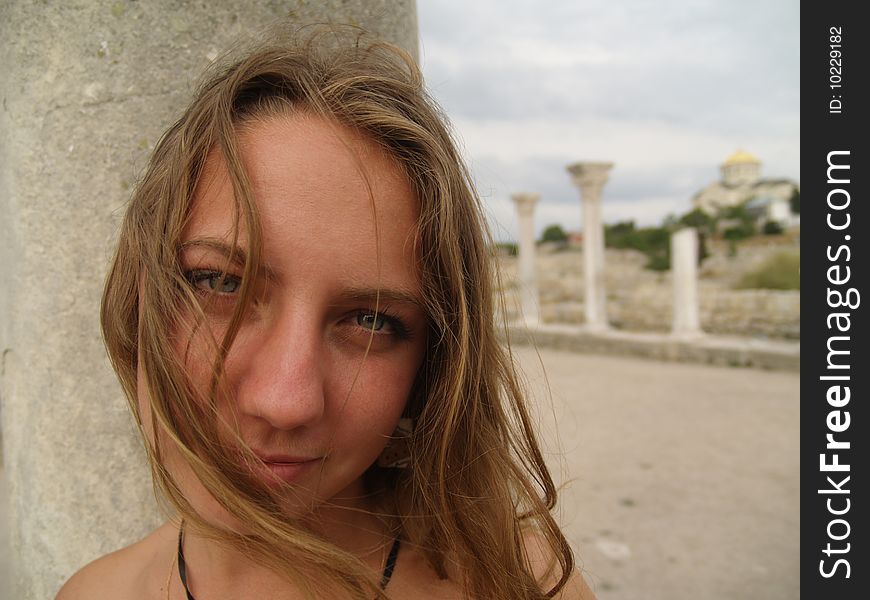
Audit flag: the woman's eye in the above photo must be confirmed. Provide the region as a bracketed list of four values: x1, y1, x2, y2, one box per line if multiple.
[353, 311, 411, 341]
[186, 270, 241, 295]
[357, 311, 387, 331]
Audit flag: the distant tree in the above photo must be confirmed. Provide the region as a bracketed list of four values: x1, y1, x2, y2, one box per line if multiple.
[605, 221, 671, 270]
[678, 208, 714, 234]
[719, 200, 757, 240]
[723, 223, 754, 241]
[697, 231, 710, 264]
[646, 249, 671, 271]
[721, 202, 751, 221]
[762, 220, 784, 235]
[604, 220, 636, 247]
[636, 227, 671, 270]
[790, 188, 800, 214]
[540, 224, 568, 243]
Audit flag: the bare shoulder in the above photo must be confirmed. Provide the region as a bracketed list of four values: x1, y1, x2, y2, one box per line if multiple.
[391, 533, 596, 599]
[522, 529, 597, 600]
[56, 521, 178, 600]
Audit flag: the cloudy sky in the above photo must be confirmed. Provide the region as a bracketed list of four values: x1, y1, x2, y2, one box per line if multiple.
[416, 0, 800, 242]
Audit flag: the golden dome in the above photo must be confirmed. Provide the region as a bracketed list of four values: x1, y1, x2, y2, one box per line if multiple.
[723, 149, 761, 165]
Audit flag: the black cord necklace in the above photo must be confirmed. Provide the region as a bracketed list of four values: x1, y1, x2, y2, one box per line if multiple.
[176, 523, 196, 600]
[177, 521, 401, 599]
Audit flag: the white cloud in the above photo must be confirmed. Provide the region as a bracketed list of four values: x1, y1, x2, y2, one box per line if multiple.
[452, 115, 800, 173]
[417, 0, 800, 240]
[423, 36, 618, 72]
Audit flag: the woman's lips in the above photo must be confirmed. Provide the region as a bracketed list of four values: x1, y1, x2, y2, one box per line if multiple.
[255, 456, 323, 486]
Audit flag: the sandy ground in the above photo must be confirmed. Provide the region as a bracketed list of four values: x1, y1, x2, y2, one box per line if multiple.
[0, 347, 799, 599]
[515, 347, 800, 600]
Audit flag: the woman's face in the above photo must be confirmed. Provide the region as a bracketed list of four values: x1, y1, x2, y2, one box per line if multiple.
[146, 113, 427, 522]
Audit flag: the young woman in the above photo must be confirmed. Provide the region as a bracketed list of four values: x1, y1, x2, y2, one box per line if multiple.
[57, 31, 596, 600]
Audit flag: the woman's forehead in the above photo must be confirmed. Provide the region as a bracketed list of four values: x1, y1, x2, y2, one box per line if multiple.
[184, 114, 421, 288]
[189, 115, 418, 227]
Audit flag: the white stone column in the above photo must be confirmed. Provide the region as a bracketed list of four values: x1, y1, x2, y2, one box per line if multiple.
[566, 162, 614, 331]
[671, 227, 703, 338]
[511, 193, 541, 324]
[0, 3, 418, 598]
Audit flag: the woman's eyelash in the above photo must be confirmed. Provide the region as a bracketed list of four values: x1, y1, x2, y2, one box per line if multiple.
[356, 310, 411, 340]
[184, 269, 242, 295]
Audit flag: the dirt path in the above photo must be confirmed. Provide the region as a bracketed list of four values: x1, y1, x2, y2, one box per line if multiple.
[513, 346, 800, 600]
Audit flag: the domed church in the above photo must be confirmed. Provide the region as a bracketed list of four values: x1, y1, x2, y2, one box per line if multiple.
[691, 150, 799, 225]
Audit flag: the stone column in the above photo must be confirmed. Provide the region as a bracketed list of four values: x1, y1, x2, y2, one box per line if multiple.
[511, 193, 541, 324]
[0, 3, 417, 598]
[671, 227, 703, 338]
[566, 162, 613, 331]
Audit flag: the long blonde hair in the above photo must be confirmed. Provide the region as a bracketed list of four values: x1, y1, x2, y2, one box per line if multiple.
[101, 29, 573, 600]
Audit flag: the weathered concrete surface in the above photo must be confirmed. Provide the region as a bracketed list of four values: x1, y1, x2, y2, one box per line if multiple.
[1, 347, 800, 600]
[0, 2, 417, 598]
[1, 465, 10, 600]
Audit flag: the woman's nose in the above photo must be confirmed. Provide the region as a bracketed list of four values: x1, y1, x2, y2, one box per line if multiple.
[234, 316, 327, 431]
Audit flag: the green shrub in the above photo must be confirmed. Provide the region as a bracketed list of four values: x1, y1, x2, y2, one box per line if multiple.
[605, 220, 636, 245]
[608, 226, 669, 253]
[762, 220, 784, 235]
[723, 223, 755, 241]
[605, 221, 672, 270]
[719, 200, 757, 241]
[735, 251, 800, 290]
[790, 188, 800, 214]
[645, 250, 671, 271]
[697, 231, 710, 263]
[540, 224, 568, 243]
[679, 208, 714, 234]
[721, 203, 751, 221]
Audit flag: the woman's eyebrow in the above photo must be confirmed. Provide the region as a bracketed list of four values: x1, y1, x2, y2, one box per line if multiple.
[179, 238, 277, 278]
[337, 287, 424, 309]
[180, 238, 247, 262]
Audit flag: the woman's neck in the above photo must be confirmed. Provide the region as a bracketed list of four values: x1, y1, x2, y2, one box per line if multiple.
[177, 495, 393, 598]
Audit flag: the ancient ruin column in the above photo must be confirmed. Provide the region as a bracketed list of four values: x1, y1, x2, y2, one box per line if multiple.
[0, 3, 417, 598]
[511, 193, 541, 324]
[671, 227, 702, 337]
[566, 162, 614, 331]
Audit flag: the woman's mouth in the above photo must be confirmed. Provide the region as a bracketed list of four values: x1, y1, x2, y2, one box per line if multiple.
[255, 455, 323, 486]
